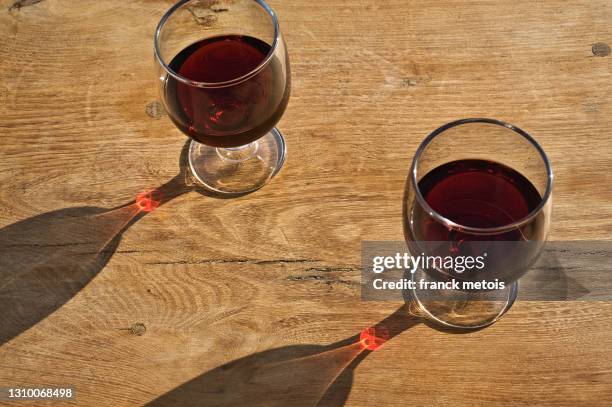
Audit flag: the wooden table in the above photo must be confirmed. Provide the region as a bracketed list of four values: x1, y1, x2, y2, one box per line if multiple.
[1, 0, 611, 405]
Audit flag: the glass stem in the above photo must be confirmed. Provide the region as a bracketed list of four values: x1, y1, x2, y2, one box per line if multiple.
[215, 141, 259, 163]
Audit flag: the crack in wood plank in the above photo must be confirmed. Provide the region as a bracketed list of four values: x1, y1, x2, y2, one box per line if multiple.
[1, 241, 96, 248]
[303, 266, 361, 273]
[287, 274, 359, 287]
[145, 258, 319, 266]
[9, 0, 43, 11]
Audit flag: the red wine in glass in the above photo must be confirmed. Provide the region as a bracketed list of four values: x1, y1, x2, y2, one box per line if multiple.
[417, 159, 542, 239]
[164, 35, 290, 148]
[403, 119, 553, 328]
[409, 159, 545, 283]
[155, 0, 291, 195]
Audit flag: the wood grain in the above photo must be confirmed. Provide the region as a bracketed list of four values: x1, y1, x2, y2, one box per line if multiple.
[0, 0, 611, 406]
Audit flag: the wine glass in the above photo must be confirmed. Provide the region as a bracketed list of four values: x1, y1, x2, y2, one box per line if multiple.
[154, 0, 290, 195]
[403, 118, 553, 329]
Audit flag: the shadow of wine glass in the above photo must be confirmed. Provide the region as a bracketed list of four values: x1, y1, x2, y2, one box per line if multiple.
[0, 141, 217, 346]
[0, 175, 193, 346]
[143, 252, 593, 406]
[146, 305, 421, 407]
[518, 245, 590, 301]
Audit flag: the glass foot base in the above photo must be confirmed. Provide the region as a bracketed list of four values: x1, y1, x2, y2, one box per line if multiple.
[188, 128, 286, 195]
[410, 268, 518, 329]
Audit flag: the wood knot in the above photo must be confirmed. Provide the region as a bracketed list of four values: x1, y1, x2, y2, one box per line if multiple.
[145, 101, 166, 119]
[130, 322, 146, 336]
[187, 0, 234, 26]
[592, 42, 610, 57]
[401, 78, 419, 87]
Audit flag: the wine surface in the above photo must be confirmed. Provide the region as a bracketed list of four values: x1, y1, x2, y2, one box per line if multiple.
[164, 35, 289, 147]
[418, 159, 542, 233]
[407, 159, 545, 283]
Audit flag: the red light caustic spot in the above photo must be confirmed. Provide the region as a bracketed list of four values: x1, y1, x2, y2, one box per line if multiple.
[136, 190, 161, 212]
[359, 326, 390, 351]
